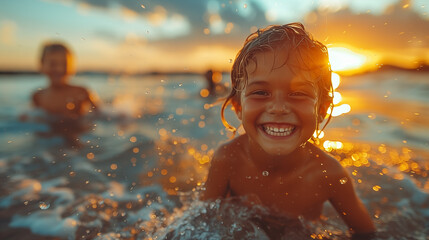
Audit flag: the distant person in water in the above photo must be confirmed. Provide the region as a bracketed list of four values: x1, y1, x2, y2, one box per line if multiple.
[204, 69, 216, 96]
[33, 42, 98, 118]
[30, 42, 99, 146]
[200, 23, 375, 238]
[203, 69, 226, 97]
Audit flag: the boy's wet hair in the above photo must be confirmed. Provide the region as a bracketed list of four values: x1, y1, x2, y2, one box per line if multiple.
[40, 42, 73, 63]
[221, 22, 333, 138]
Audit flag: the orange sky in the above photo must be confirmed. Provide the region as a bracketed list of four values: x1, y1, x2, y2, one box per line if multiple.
[306, 3, 429, 70]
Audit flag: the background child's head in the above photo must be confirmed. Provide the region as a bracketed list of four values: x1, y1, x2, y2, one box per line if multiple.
[222, 22, 333, 137]
[39, 42, 75, 86]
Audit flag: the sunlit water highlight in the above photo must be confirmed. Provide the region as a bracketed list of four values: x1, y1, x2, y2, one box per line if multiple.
[0, 70, 428, 239]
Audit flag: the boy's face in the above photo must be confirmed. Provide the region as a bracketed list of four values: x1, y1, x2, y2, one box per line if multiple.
[40, 50, 71, 86]
[236, 51, 320, 156]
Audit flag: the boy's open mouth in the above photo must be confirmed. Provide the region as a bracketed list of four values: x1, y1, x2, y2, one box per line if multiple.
[261, 124, 296, 137]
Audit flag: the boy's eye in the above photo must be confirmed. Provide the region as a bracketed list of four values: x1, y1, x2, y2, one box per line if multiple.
[251, 90, 269, 96]
[289, 91, 307, 97]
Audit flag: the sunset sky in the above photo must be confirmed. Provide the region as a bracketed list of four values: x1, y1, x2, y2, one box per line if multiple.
[1, 0, 428, 73]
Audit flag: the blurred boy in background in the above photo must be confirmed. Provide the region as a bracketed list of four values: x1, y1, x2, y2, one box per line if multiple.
[28, 42, 99, 147]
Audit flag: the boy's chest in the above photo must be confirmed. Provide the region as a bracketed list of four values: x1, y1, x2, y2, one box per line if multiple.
[37, 90, 85, 113]
[228, 167, 328, 219]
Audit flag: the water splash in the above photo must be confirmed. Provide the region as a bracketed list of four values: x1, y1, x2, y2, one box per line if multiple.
[39, 202, 50, 210]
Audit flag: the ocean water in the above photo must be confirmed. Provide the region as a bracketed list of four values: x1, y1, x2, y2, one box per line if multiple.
[0, 70, 428, 239]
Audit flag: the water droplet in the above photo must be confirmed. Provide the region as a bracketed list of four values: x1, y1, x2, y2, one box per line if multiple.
[39, 202, 50, 210]
[228, 59, 233, 63]
[339, 177, 348, 184]
[140, 4, 146, 9]
[178, 83, 183, 87]
[262, 171, 269, 176]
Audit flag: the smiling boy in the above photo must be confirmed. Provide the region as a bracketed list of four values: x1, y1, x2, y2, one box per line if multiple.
[200, 23, 375, 237]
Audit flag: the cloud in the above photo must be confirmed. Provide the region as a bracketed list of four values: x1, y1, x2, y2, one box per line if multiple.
[76, 0, 429, 51]
[305, 3, 429, 50]
[50, 0, 429, 71]
[76, 0, 269, 37]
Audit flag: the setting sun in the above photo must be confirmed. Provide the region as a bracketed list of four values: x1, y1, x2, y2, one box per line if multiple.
[328, 47, 367, 72]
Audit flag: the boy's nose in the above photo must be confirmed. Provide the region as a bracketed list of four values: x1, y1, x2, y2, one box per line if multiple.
[267, 94, 291, 114]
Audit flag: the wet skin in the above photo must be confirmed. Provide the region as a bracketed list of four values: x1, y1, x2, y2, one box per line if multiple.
[201, 51, 375, 234]
[237, 50, 321, 158]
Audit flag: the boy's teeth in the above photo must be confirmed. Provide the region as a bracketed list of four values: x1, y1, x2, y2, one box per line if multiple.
[263, 125, 295, 136]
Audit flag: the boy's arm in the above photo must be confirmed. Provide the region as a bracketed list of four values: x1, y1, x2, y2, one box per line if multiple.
[77, 87, 99, 114]
[199, 146, 231, 201]
[328, 168, 376, 235]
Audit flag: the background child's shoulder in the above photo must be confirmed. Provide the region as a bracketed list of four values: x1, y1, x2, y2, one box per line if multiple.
[32, 88, 47, 104]
[32, 88, 46, 96]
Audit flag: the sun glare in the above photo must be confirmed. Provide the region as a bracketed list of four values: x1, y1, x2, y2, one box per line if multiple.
[316, 72, 351, 139]
[328, 47, 367, 72]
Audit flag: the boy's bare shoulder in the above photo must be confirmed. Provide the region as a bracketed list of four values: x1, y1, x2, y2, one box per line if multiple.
[212, 135, 246, 163]
[32, 88, 46, 96]
[310, 144, 347, 177]
[32, 88, 46, 105]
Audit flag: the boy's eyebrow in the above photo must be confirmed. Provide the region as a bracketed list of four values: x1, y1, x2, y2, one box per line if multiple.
[247, 80, 270, 87]
[247, 78, 315, 88]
